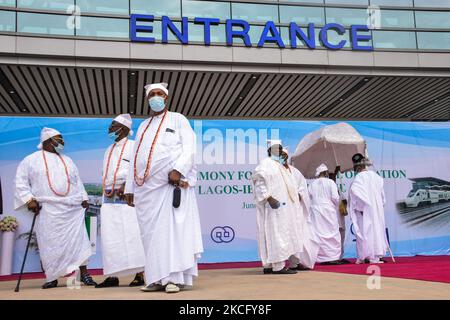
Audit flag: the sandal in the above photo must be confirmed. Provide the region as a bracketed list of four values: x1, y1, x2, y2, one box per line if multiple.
[80, 273, 97, 286]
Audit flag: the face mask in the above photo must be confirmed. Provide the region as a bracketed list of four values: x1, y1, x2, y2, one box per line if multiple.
[149, 96, 166, 112]
[108, 128, 121, 141]
[51, 138, 64, 154]
[271, 155, 284, 164]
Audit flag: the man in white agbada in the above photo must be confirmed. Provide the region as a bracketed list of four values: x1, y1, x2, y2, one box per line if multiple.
[281, 148, 319, 270]
[252, 141, 316, 275]
[124, 83, 203, 293]
[348, 153, 389, 264]
[309, 164, 343, 264]
[14, 128, 97, 289]
[95, 114, 146, 288]
[329, 168, 350, 263]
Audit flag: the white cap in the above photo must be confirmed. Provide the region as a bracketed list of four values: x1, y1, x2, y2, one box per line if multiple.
[144, 82, 169, 98]
[267, 139, 282, 149]
[315, 163, 328, 177]
[37, 127, 61, 150]
[113, 113, 133, 136]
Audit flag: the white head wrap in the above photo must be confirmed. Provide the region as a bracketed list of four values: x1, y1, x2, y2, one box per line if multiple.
[113, 113, 133, 136]
[37, 127, 61, 150]
[315, 163, 328, 177]
[144, 82, 169, 98]
[267, 139, 282, 149]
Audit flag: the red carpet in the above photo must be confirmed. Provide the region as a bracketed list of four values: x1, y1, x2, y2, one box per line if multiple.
[315, 255, 450, 283]
[1, 256, 449, 284]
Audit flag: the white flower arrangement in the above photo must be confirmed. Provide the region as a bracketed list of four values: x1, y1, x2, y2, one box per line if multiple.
[0, 216, 19, 232]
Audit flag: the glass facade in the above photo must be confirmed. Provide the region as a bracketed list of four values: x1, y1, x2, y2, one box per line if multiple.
[0, 0, 15, 7]
[77, 16, 129, 38]
[415, 11, 450, 29]
[379, 9, 414, 28]
[232, 3, 279, 23]
[414, 0, 450, 9]
[131, 0, 180, 17]
[417, 31, 450, 49]
[183, 0, 230, 20]
[372, 30, 416, 49]
[17, 0, 73, 12]
[280, 6, 325, 25]
[0, 9, 15, 31]
[369, 0, 413, 6]
[0, 0, 447, 51]
[77, 0, 128, 15]
[325, 7, 369, 26]
[17, 12, 73, 35]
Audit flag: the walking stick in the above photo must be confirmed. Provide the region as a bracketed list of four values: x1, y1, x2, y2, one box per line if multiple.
[387, 246, 396, 263]
[14, 213, 38, 292]
[385, 228, 396, 263]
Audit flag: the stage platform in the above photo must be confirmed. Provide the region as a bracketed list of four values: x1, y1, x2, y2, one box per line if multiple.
[1, 266, 449, 300]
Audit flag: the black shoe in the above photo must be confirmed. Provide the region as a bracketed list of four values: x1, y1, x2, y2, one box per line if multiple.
[42, 280, 58, 289]
[339, 259, 352, 264]
[290, 264, 311, 271]
[80, 273, 97, 286]
[379, 258, 388, 263]
[272, 267, 297, 274]
[320, 260, 343, 265]
[129, 274, 145, 287]
[263, 268, 273, 274]
[95, 277, 119, 288]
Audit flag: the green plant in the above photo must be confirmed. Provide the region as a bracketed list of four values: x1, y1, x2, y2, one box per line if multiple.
[0, 216, 18, 232]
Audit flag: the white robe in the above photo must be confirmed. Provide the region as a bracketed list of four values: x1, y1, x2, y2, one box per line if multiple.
[252, 158, 313, 269]
[125, 111, 203, 286]
[290, 166, 320, 269]
[100, 138, 145, 277]
[348, 170, 389, 261]
[309, 177, 341, 262]
[14, 151, 92, 282]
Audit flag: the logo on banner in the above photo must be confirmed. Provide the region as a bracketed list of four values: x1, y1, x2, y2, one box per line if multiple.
[211, 226, 235, 243]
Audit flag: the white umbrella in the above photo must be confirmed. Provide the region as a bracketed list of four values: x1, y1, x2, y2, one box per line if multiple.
[292, 122, 367, 179]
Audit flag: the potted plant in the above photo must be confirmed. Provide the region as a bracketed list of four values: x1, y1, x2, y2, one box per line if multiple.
[0, 216, 19, 275]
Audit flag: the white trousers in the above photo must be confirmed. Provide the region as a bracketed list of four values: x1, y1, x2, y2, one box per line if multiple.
[263, 255, 300, 271]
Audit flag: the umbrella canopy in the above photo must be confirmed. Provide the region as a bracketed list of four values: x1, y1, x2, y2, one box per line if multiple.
[292, 123, 367, 179]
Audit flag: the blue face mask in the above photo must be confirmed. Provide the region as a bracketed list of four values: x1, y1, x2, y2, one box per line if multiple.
[271, 155, 283, 164]
[51, 138, 64, 154]
[149, 96, 166, 112]
[108, 128, 121, 141]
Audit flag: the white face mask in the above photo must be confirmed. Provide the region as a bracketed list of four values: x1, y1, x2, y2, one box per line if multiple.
[149, 96, 166, 112]
[51, 138, 64, 154]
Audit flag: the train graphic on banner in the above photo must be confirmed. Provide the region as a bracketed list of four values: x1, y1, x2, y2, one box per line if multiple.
[404, 178, 450, 208]
[398, 177, 450, 228]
